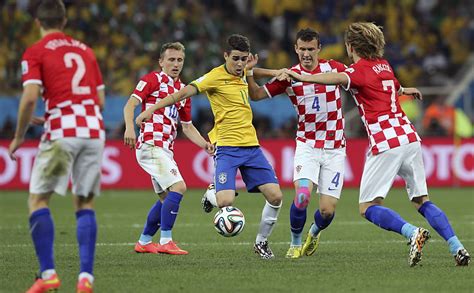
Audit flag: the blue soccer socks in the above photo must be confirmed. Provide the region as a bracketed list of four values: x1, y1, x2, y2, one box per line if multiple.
[76, 209, 97, 275]
[401, 223, 417, 240]
[447, 236, 464, 255]
[364, 205, 407, 235]
[290, 202, 306, 246]
[310, 209, 335, 236]
[140, 200, 163, 243]
[29, 208, 55, 273]
[418, 201, 455, 241]
[418, 201, 462, 254]
[160, 191, 183, 244]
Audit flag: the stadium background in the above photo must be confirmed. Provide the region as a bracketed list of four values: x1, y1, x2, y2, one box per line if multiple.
[0, 0, 473, 189]
[1, 1, 473, 292]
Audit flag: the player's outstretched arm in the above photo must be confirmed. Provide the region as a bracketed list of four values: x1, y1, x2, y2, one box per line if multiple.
[123, 96, 141, 149]
[135, 85, 197, 126]
[400, 87, 423, 100]
[8, 84, 40, 160]
[181, 123, 215, 155]
[283, 69, 349, 87]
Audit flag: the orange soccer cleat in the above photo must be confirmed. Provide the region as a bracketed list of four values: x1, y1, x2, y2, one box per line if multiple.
[134, 242, 160, 254]
[157, 241, 188, 255]
[76, 277, 93, 293]
[26, 274, 61, 293]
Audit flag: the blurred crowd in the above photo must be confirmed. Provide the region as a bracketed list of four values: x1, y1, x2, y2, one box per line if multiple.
[0, 0, 473, 139]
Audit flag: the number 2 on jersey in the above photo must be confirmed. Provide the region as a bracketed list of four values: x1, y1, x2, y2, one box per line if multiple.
[63, 52, 91, 95]
[382, 80, 397, 113]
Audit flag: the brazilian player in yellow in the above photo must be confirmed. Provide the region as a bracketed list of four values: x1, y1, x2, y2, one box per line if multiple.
[136, 34, 283, 259]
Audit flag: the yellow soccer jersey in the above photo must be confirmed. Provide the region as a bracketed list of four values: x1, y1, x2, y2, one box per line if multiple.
[190, 65, 259, 147]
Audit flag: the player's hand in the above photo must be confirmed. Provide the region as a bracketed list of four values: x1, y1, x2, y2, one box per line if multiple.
[276, 72, 290, 82]
[403, 87, 423, 100]
[205, 142, 215, 155]
[135, 110, 152, 126]
[30, 116, 45, 125]
[246, 53, 259, 70]
[124, 127, 136, 149]
[8, 136, 25, 161]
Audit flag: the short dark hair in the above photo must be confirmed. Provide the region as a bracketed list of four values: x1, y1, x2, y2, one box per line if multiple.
[36, 0, 66, 30]
[296, 28, 321, 45]
[159, 42, 185, 59]
[225, 34, 250, 53]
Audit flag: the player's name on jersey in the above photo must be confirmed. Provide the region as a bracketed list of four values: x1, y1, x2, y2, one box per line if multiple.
[45, 39, 87, 51]
[372, 63, 392, 74]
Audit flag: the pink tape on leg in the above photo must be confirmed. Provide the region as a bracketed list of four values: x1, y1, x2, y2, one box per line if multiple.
[294, 187, 311, 209]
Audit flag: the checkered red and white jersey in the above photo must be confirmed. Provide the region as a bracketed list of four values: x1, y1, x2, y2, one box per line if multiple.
[132, 71, 191, 150]
[342, 58, 420, 155]
[264, 60, 346, 149]
[21, 32, 105, 141]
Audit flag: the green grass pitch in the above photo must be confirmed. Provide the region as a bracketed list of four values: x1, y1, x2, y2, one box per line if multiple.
[1, 188, 473, 292]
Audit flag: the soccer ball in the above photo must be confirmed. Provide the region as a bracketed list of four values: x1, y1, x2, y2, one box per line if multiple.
[213, 206, 245, 237]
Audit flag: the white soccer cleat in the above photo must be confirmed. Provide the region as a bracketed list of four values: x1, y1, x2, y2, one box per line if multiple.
[408, 227, 430, 267]
[201, 184, 215, 213]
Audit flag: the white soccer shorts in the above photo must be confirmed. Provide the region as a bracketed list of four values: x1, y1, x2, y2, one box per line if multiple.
[359, 141, 428, 203]
[135, 143, 183, 194]
[293, 141, 346, 198]
[30, 138, 104, 197]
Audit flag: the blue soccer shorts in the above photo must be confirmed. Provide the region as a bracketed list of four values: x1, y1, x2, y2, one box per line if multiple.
[214, 146, 278, 193]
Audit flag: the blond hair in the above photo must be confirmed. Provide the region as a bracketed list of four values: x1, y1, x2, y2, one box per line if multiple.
[159, 42, 185, 59]
[345, 22, 385, 60]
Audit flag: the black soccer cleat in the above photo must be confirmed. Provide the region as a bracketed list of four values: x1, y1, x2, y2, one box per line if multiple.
[254, 241, 274, 259]
[455, 248, 471, 266]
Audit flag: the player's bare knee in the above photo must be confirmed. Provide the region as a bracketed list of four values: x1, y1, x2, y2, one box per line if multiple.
[169, 181, 187, 194]
[265, 190, 283, 206]
[319, 206, 335, 219]
[28, 193, 51, 213]
[74, 194, 94, 211]
[359, 204, 370, 218]
[411, 195, 429, 209]
[217, 197, 233, 208]
[267, 192, 282, 207]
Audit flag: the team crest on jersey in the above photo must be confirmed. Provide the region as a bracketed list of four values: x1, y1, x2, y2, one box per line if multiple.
[136, 80, 147, 92]
[170, 169, 178, 177]
[21, 61, 28, 74]
[295, 165, 302, 173]
[218, 172, 227, 184]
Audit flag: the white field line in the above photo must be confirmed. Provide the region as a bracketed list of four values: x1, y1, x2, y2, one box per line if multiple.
[2, 239, 474, 248]
[1, 220, 474, 230]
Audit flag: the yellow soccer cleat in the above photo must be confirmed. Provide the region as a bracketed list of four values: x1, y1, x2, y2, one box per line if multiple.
[301, 231, 321, 256]
[285, 245, 303, 259]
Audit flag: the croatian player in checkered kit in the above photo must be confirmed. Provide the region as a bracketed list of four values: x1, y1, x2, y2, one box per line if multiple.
[136, 34, 284, 259]
[123, 42, 214, 255]
[245, 28, 347, 259]
[281, 22, 470, 267]
[8, 1, 105, 292]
